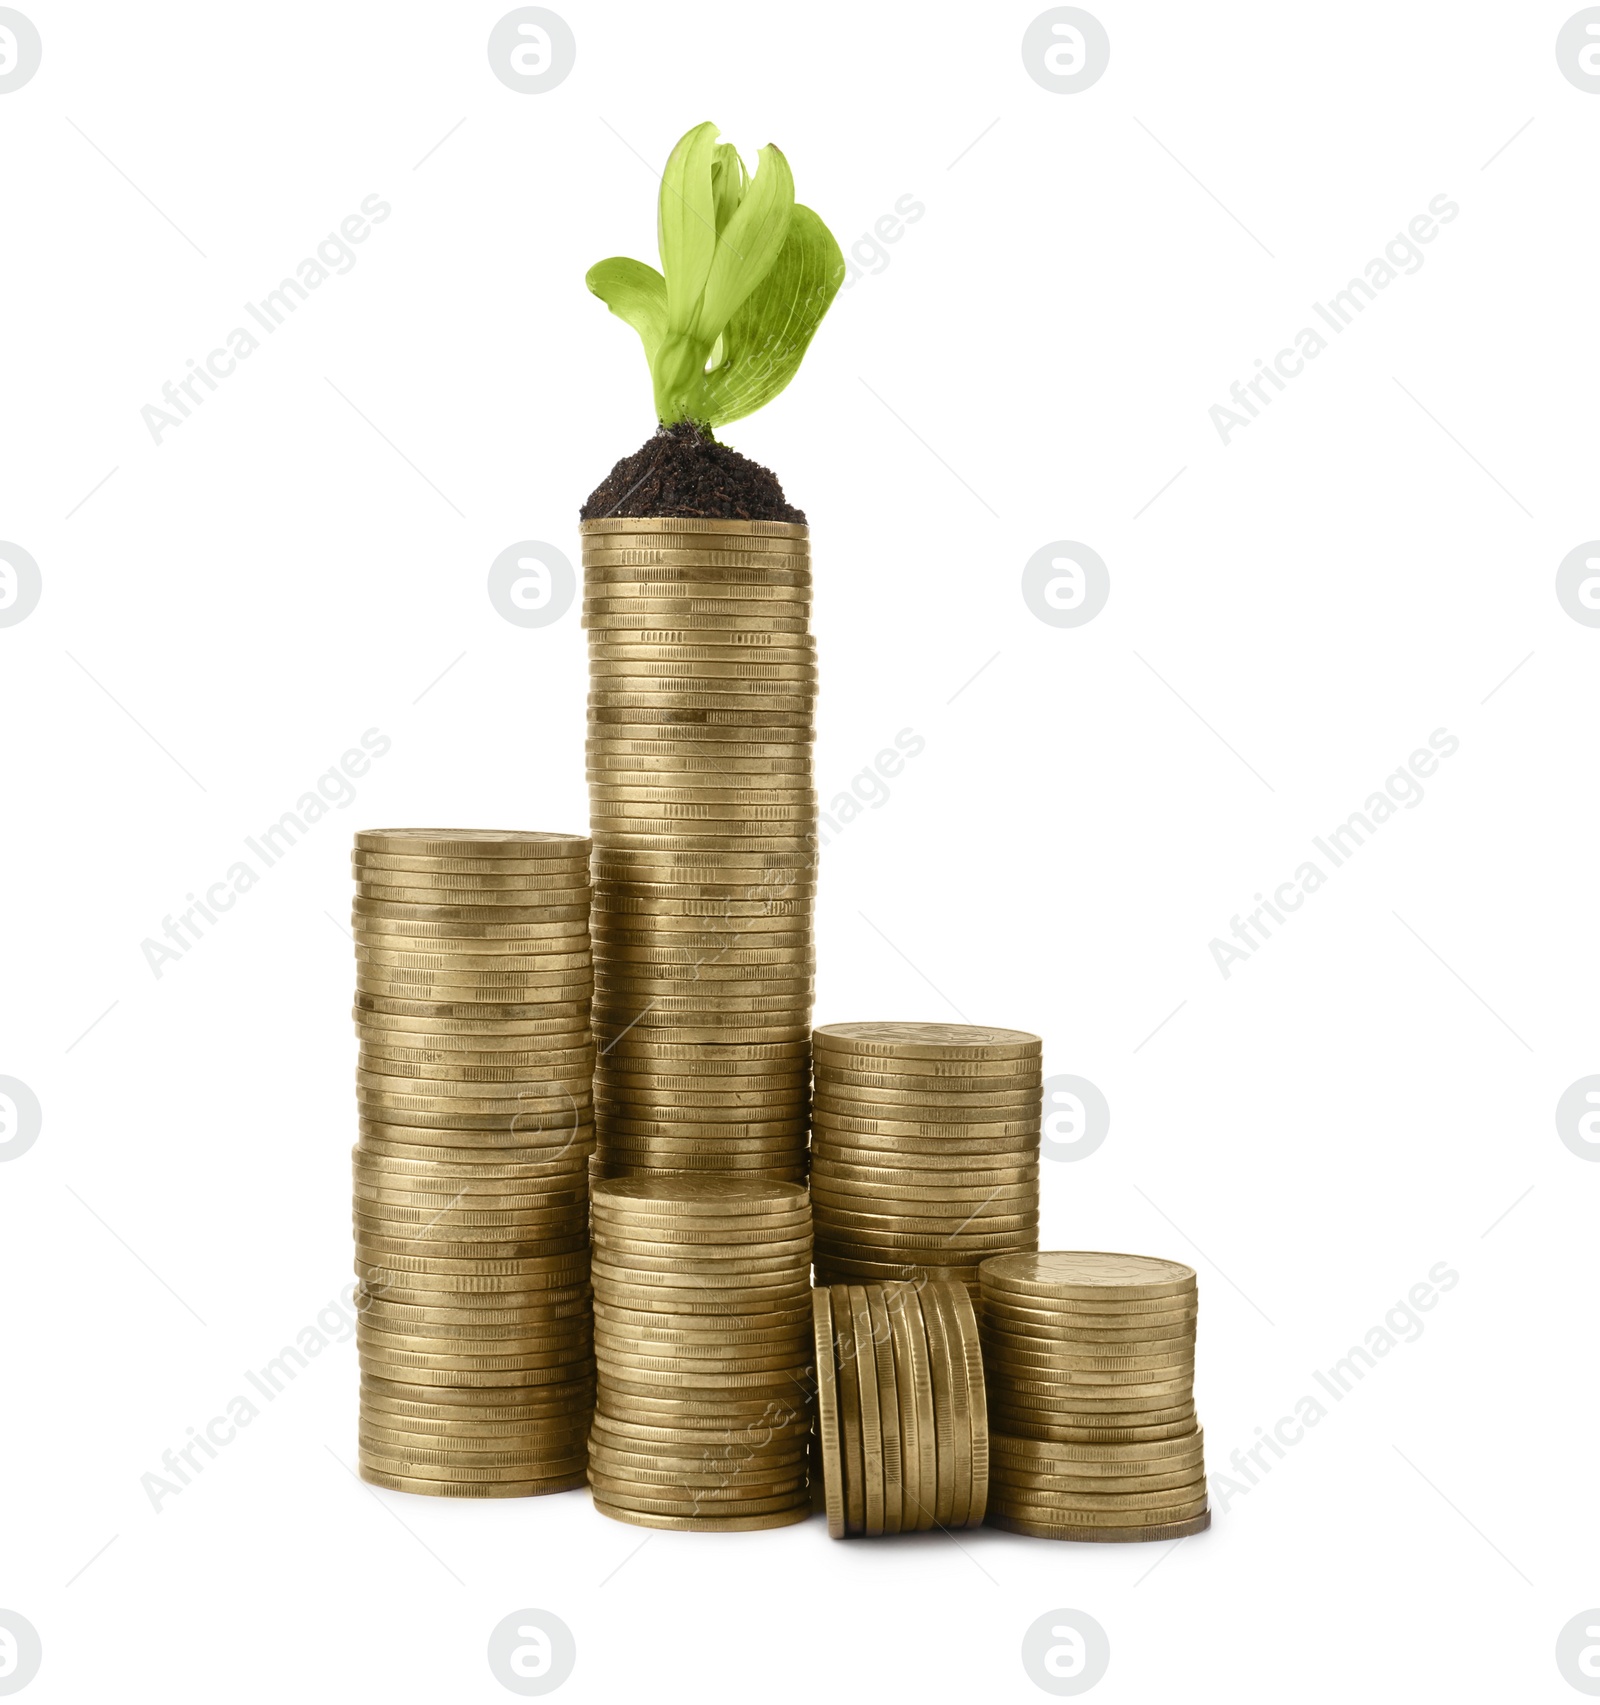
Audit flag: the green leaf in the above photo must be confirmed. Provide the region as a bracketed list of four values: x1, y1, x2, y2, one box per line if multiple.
[688, 203, 845, 427]
[697, 143, 794, 344]
[710, 143, 747, 236]
[585, 256, 668, 361]
[656, 121, 720, 336]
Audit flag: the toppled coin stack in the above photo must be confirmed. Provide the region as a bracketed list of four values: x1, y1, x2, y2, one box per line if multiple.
[589, 1176, 814, 1530]
[979, 1252, 1208, 1541]
[811, 1280, 989, 1538]
[350, 828, 598, 1496]
[580, 516, 816, 1183]
[810, 1023, 1044, 1295]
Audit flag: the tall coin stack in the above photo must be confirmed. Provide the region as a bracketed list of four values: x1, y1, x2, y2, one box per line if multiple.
[979, 1252, 1208, 1541]
[588, 1176, 814, 1530]
[811, 1280, 989, 1538]
[580, 516, 816, 1182]
[810, 1023, 1043, 1295]
[350, 828, 598, 1497]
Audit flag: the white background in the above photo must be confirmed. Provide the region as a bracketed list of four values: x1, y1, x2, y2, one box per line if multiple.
[3, 2, 1597, 1700]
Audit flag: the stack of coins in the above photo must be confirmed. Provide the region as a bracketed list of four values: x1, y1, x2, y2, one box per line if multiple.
[350, 828, 597, 1497]
[979, 1252, 1208, 1541]
[810, 1023, 1043, 1295]
[580, 517, 816, 1182]
[811, 1280, 988, 1538]
[588, 1176, 814, 1530]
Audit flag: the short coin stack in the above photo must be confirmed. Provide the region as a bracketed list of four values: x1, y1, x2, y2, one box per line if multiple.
[588, 1175, 814, 1530]
[979, 1251, 1207, 1541]
[811, 1280, 988, 1538]
[811, 1023, 1043, 1295]
[580, 516, 816, 1182]
[350, 828, 597, 1497]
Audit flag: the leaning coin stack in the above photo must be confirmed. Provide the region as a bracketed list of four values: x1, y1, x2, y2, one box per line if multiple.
[580, 517, 816, 1182]
[811, 1280, 988, 1538]
[588, 1176, 814, 1530]
[811, 1023, 1043, 1296]
[350, 828, 598, 1497]
[979, 1251, 1208, 1541]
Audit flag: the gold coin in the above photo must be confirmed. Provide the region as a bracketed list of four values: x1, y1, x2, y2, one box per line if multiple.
[588, 657, 816, 680]
[993, 1465, 1206, 1498]
[815, 1158, 1038, 1188]
[814, 1085, 1040, 1113]
[814, 1257, 982, 1287]
[589, 1499, 810, 1532]
[355, 1363, 590, 1392]
[985, 1508, 1211, 1544]
[590, 1434, 807, 1472]
[886, 1282, 933, 1533]
[810, 1289, 845, 1540]
[814, 1113, 1037, 1142]
[944, 1278, 990, 1525]
[813, 1100, 1038, 1130]
[819, 1052, 1040, 1080]
[354, 1146, 589, 1176]
[593, 1175, 806, 1213]
[829, 1286, 865, 1536]
[916, 1278, 957, 1529]
[358, 1060, 592, 1089]
[360, 1466, 587, 1498]
[351, 864, 591, 890]
[985, 1324, 1197, 1354]
[360, 1443, 588, 1479]
[981, 1251, 1197, 1303]
[359, 1432, 588, 1467]
[359, 1052, 593, 1080]
[846, 1287, 884, 1537]
[358, 1349, 589, 1378]
[987, 1491, 1209, 1526]
[583, 541, 809, 562]
[354, 884, 589, 909]
[987, 1341, 1195, 1371]
[595, 1028, 810, 1048]
[587, 1475, 807, 1517]
[814, 1138, 1039, 1167]
[597, 898, 812, 919]
[864, 1285, 902, 1535]
[590, 1412, 810, 1447]
[359, 1418, 589, 1450]
[355, 830, 589, 859]
[989, 1428, 1203, 1464]
[981, 1296, 1198, 1329]
[990, 1377, 1194, 1407]
[354, 898, 588, 923]
[353, 1002, 590, 1029]
[584, 618, 810, 640]
[987, 1413, 1198, 1444]
[354, 954, 593, 982]
[361, 1383, 592, 1420]
[923, 1282, 973, 1527]
[586, 586, 811, 613]
[355, 914, 590, 937]
[352, 852, 591, 876]
[358, 1119, 592, 1149]
[814, 1023, 1041, 1061]
[588, 1459, 807, 1498]
[812, 1170, 1038, 1200]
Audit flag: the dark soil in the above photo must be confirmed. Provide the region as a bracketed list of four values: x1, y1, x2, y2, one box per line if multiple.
[581, 421, 804, 523]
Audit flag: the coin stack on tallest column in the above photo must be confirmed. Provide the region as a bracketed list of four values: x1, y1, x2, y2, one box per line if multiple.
[580, 516, 816, 1183]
